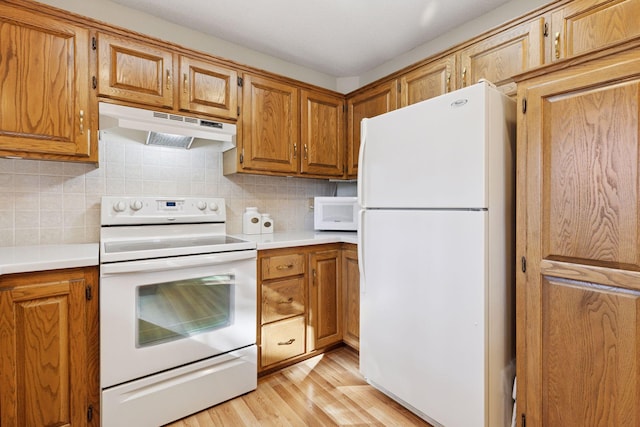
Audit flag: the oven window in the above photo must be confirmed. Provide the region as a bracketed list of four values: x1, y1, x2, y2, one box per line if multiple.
[136, 275, 233, 347]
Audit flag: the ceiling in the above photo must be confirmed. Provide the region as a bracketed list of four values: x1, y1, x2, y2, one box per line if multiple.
[110, 0, 513, 77]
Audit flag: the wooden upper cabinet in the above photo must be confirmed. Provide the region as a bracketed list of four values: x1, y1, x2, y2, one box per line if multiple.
[516, 46, 640, 426]
[400, 55, 457, 107]
[459, 17, 546, 96]
[97, 32, 175, 108]
[346, 81, 398, 177]
[0, 4, 93, 160]
[98, 33, 176, 108]
[300, 90, 345, 177]
[551, 0, 640, 61]
[178, 56, 238, 120]
[241, 74, 299, 174]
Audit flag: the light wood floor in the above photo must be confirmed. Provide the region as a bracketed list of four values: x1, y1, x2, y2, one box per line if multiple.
[166, 346, 433, 426]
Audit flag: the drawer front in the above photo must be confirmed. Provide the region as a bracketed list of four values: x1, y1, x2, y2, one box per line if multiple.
[261, 253, 305, 280]
[261, 316, 305, 367]
[262, 277, 305, 324]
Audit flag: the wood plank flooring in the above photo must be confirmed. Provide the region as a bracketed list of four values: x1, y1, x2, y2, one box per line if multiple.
[166, 346, 433, 426]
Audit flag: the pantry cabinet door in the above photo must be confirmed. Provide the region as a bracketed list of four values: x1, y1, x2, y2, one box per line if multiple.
[97, 32, 175, 108]
[241, 74, 299, 174]
[517, 48, 640, 427]
[0, 5, 91, 158]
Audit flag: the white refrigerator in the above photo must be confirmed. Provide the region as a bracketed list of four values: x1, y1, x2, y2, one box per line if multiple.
[357, 81, 516, 427]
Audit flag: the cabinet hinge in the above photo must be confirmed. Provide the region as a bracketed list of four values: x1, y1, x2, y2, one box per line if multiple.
[85, 285, 93, 301]
[521, 256, 527, 273]
[522, 98, 527, 114]
[92, 76, 97, 90]
[91, 36, 97, 50]
[239, 148, 244, 164]
[87, 404, 94, 422]
[237, 77, 243, 87]
[521, 413, 526, 427]
[543, 22, 549, 37]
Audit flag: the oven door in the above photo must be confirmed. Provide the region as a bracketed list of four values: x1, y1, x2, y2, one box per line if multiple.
[100, 250, 256, 389]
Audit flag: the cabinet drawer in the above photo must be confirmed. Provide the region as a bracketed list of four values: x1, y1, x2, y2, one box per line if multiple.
[261, 253, 305, 280]
[261, 316, 305, 367]
[262, 277, 305, 324]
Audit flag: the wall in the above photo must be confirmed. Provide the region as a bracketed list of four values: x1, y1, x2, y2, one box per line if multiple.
[0, 133, 334, 247]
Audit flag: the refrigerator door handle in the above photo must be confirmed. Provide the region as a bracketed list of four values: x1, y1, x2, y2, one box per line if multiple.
[357, 208, 366, 294]
[357, 119, 368, 207]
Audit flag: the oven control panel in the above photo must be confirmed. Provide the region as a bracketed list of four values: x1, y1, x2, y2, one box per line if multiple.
[101, 196, 226, 225]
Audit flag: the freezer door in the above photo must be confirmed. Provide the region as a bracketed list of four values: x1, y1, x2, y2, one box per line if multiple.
[359, 209, 487, 427]
[358, 82, 513, 210]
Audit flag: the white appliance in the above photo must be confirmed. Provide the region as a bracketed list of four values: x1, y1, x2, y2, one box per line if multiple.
[357, 81, 516, 427]
[99, 196, 257, 427]
[314, 196, 359, 231]
[99, 102, 236, 150]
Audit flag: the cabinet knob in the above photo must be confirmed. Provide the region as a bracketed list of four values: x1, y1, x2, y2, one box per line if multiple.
[554, 32, 561, 59]
[277, 338, 295, 346]
[79, 110, 84, 135]
[276, 263, 294, 270]
[183, 73, 188, 94]
[166, 69, 172, 90]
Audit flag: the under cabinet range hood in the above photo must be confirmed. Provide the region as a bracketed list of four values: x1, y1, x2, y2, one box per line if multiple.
[98, 102, 236, 151]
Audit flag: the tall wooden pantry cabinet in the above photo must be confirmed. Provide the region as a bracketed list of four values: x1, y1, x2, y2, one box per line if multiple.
[515, 39, 640, 427]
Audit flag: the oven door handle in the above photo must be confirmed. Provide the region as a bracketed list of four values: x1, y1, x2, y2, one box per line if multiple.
[100, 250, 257, 275]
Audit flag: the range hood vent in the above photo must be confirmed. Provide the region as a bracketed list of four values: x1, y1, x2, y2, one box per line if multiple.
[98, 102, 236, 151]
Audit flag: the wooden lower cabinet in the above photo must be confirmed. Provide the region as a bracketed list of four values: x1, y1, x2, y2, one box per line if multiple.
[258, 244, 353, 373]
[341, 245, 360, 350]
[515, 40, 640, 426]
[0, 266, 99, 427]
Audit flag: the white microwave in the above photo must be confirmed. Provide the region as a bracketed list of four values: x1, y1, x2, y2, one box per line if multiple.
[314, 197, 359, 231]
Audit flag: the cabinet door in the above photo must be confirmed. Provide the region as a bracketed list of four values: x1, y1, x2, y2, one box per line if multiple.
[459, 17, 545, 96]
[0, 5, 91, 159]
[179, 56, 238, 120]
[346, 81, 398, 177]
[0, 269, 97, 427]
[241, 74, 299, 173]
[97, 32, 174, 108]
[341, 246, 359, 350]
[309, 249, 342, 350]
[399, 55, 456, 107]
[550, 0, 640, 61]
[300, 90, 345, 177]
[517, 49, 640, 426]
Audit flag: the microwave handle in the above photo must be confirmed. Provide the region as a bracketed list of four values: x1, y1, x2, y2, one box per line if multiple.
[357, 208, 366, 294]
[101, 250, 257, 275]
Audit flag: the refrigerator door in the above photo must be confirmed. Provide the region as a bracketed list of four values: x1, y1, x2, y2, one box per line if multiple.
[358, 82, 508, 210]
[359, 209, 486, 427]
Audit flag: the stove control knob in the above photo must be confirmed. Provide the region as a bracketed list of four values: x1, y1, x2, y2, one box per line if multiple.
[196, 201, 207, 211]
[130, 200, 143, 211]
[113, 201, 126, 213]
[209, 202, 219, 212]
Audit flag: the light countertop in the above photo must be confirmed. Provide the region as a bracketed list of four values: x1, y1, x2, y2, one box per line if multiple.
[235, 231, 357, 250]
[0, 244, 99, 276]
[0, 232, 356, 276]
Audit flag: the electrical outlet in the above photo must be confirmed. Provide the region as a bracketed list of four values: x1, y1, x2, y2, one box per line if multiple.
[308, 198, 314, 210]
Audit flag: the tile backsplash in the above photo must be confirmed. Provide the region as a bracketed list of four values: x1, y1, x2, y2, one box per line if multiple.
[0, 131, 335, 247]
